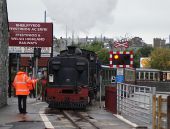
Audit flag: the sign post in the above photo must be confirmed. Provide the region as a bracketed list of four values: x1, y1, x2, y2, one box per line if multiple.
[33, 48, 41, 99]
[116, 68, 124, 83]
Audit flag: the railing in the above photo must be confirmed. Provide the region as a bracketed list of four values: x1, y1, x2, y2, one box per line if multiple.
[117, 83, 156, 128]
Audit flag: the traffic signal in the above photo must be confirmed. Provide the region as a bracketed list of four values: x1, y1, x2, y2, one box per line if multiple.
[34, 48, 41, 58]
[109, 51, 133, 68]
[28, 59, 32, 68]
[113, 54, 119, 60]
[28, 57, 34, 68]
[112, 54, 130, 65]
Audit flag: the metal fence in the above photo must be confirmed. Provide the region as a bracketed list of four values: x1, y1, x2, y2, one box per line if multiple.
[117, 83, 156, 128]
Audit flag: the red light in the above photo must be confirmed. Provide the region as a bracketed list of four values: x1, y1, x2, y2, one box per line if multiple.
[114, 54, 119, 59]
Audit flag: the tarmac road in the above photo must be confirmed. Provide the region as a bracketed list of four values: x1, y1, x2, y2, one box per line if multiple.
[0, 97, 134, 129]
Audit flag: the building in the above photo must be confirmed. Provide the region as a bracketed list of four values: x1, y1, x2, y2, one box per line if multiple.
[153, 38, 166, 48]
[0, 0, 9, 107]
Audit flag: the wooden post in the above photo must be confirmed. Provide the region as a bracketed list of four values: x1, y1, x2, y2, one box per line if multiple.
[158, 96, 162, 129]
[152, 95, 156, 129]
[167, 96, 170, 129]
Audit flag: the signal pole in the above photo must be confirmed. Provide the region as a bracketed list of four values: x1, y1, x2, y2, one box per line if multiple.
[66, 25, 68, 49]
[72, 30, 74, 45]
[33, 48, 41, 99]
[44, 10, 46, 23]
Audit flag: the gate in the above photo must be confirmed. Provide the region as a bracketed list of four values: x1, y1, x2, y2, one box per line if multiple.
[100, 65, 116, 98]
[117, 83, 156, 128]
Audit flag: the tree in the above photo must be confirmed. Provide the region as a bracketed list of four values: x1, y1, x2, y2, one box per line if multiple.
[139, 45, 153, 57]
[80, 41, 109, 64]
[80, 41, 103, 52]
[133, 46, 153, 68]
[150, 48, 170, 70]
[96, 48, 109, 65]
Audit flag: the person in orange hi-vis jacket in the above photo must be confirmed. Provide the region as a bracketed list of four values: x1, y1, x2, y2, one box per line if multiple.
[13, 67, 32, 114]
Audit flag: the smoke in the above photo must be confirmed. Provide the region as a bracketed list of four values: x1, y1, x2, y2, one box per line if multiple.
[41, 0, 118, 34]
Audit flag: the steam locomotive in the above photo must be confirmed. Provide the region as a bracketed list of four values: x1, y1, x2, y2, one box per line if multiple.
[46, 46, 100, 109]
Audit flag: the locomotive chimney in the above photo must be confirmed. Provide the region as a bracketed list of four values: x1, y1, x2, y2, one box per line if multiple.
[67, 46, 82, 55]
[67, 46, 76, 54]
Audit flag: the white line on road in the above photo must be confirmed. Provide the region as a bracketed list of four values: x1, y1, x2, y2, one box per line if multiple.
[39, 110, 54, 129]
[113, 114, 138, 128]
[32, 101, 46, 105]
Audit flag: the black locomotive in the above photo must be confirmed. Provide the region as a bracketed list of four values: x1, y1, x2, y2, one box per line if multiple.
[46, 46, 100, 109]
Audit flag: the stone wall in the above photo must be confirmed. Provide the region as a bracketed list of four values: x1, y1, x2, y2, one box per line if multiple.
[0, 0, 9, 107]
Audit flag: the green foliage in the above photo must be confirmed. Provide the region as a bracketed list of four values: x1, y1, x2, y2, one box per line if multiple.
[133, 46, 153, 68]
[150, 48, 170, 70]
[80, 41, 103, 52]
[80, 41, 109, 64]
[133, 53, 140, 68]
[96, 48, 109, 65]
[139, 46, 153, 57]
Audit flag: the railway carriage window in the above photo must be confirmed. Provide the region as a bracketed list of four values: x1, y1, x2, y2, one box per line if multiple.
[136, 72, 139, 79]
[155, 73, 158, 81]
[145, 72, 149, 80]
[141, 72, 144, 80]
[150, 72, 153, 80]
[167, 73, 170, 80]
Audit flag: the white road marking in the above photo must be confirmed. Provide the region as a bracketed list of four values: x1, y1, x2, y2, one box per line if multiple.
[39, 110, 54, 129]
[113, 114, 138, 127]
[32, 101, 46, 105]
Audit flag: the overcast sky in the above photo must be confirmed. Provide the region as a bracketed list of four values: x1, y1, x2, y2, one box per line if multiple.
[7, 0, 170, 44]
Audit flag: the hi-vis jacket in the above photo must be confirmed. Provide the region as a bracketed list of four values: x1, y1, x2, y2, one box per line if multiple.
[32, 79, 37, 89]
[27, 78, 37, 90]
[13, 71, 31, 95]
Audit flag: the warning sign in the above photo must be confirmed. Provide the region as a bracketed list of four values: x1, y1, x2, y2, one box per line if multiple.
[140, 57, 151, 68]
[9, 22, 53, 47]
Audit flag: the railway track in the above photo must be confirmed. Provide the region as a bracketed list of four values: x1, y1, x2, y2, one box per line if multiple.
[44, 107, 133, 129]
[45, 108, 101, 129]
[62, 110, 100, 129]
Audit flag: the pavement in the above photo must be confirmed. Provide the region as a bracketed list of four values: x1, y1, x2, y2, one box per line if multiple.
[0, 97, 45, 129]
[0, 97, 141, 129]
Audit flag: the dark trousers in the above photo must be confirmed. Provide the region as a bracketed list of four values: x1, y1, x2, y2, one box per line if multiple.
[18, 95, 27, 113]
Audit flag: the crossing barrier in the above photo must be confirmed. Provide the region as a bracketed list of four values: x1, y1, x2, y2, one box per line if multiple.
[117, 83, 156, 128]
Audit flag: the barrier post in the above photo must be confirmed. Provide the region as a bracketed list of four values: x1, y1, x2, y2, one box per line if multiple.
[167, 96, 170, 129]
[152, 95, 156, 129]
[99, 75, 102, 109]
[158, 96, 162, 129]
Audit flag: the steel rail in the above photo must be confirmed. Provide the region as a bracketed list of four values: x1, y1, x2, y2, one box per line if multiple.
[62, 110, 100, 129]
